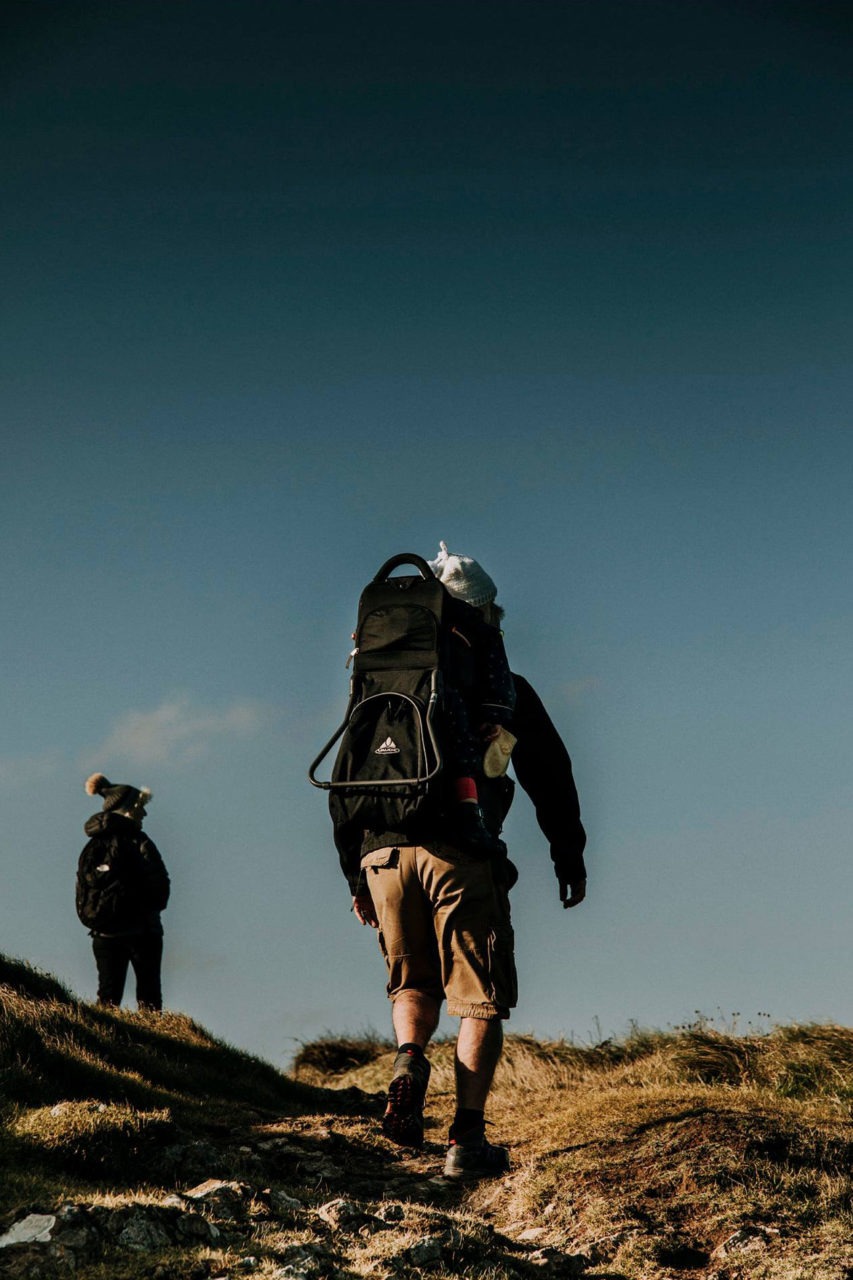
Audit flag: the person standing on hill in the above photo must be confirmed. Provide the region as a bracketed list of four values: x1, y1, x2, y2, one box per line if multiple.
[77, 773, 170, 1011]
[337, 544, 587, 1181]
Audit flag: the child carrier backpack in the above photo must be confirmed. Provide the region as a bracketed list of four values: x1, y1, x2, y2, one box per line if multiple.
[309, 553, 475, 835]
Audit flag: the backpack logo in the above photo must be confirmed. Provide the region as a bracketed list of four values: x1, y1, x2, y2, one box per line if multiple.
[375, 737, 401, 755]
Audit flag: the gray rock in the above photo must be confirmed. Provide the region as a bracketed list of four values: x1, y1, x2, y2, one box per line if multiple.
[184, 1178, 254, 1220]
[52, 1204, 95, 1250]
[316, 1198, 362, 1229]
[264, 1188, 304, 1216]
[56, 1204, 86, 1224]
[116, 1213, 173, 1252]
[270, 1242, 329, 1278]
[173, 1210, 222, 1243]
[104, 1202, 220, 1249]
[405, 1236, 444, 1266]
[0, 1215, 56, 1248]
[713, 1225, 778, 1258]
[257, 1138, 303, 1154]
[375, 1203, 405, 1223]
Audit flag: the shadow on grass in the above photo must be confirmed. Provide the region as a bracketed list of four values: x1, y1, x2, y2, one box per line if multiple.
[1, 982, 393, 1129]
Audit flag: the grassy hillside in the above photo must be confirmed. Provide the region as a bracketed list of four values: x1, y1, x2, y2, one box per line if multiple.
[294, 1023, 853, 1278]
[2, 955, 853, 1279]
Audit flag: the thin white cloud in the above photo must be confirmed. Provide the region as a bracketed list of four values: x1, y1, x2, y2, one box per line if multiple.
[560, 677, 601, 703]
[87, 696, 268, 768]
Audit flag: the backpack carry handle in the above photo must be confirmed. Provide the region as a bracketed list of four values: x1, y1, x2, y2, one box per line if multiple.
[373, 553, 436, 583]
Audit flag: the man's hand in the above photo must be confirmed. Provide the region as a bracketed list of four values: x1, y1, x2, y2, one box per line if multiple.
[559, 877, 587, 910]
[352, 891, 379, 928]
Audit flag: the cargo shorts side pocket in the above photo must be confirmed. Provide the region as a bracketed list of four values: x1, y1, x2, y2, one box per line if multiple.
[364, 849, 412, 999]
[375, 928, 395, 997]
[486, 921, 518, 1011]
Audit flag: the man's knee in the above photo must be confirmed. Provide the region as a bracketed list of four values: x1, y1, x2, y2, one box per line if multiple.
[389, 975, 444, 1006]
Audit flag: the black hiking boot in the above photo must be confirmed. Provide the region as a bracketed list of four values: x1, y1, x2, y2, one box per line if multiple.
[453, 804, 507, 858]
[381, 1047, 431, 1149]
[443, 1133, 511, 1181]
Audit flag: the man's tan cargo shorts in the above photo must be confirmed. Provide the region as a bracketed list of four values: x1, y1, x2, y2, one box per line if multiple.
[360, 844, 518, 1019]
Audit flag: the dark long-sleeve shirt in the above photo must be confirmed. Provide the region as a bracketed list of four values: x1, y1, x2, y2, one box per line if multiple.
[334, 672, 586, 893]
[508, 673, 587, 886]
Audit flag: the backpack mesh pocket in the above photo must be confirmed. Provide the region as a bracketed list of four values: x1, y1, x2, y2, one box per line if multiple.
[329, 689, 438, 832]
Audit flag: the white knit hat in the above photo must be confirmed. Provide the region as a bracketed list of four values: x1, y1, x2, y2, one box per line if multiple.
[428, 541, 497, 608]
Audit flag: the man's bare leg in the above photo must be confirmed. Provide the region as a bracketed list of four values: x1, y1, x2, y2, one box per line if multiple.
[454, 1016, 503, 1109]
[443, 1016, 509, 1178]
[382, 991, 439, 1148]
[391, 989, 440, 1048]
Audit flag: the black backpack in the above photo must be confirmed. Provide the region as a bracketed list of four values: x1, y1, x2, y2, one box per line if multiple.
[309, 553, 479, 835]
[76, 832, 160, 933]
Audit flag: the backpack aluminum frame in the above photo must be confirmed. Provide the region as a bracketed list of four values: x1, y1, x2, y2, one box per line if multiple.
[307, 673, 443, 792]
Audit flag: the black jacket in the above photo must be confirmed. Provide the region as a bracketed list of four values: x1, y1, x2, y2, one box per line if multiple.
[77, 812, 170, 936]
[335, 672, 587, 893]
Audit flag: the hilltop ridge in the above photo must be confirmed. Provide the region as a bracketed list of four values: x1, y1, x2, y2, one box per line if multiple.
[1, 954, 853, 1279]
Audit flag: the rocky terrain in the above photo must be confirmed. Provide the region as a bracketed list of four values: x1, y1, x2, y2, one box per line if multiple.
[2, 954, 853, 1279]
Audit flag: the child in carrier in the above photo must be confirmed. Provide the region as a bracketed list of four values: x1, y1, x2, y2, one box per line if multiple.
[428, 541, 517, 855]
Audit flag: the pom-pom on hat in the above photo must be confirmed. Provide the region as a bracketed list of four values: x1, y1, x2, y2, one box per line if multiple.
[85, 773, 152, 814]
[428, 541, 498, 608]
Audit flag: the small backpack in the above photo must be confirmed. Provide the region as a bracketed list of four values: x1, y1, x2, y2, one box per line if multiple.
[309, 553, 478, 835]
[76, 834, 154, 933]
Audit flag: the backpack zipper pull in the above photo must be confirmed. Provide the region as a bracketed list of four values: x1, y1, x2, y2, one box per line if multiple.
[346, 646, 359, 668]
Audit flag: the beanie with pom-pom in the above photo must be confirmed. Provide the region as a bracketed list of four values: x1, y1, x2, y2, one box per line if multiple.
[84, 773, 152, 815]
[428, 541, 498, 609]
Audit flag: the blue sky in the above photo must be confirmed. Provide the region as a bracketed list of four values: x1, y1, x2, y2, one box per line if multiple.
[1, 1, 851, 1064]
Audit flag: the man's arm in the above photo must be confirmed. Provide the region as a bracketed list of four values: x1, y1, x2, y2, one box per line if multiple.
[139, 836, 171, 911]
[334, 822, 364, 895]
[510, 674, 587, 906]
[334, 822, 382, 928]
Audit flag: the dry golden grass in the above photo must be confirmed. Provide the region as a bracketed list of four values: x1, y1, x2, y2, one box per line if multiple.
[3, 954, 853, 1279]
[295, 1023, 853, 1277]
[0, 977, 306, 1117]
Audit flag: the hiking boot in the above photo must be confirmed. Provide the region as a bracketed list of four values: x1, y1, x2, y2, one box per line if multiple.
[443, 1133, 510, 1181]
[381, 1048, 431, 1149]
[453, 804, 507, 858]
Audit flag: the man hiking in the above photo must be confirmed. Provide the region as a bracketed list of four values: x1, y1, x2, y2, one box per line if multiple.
[334, 544, 587, 1180]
